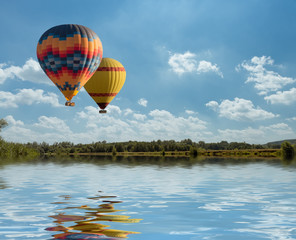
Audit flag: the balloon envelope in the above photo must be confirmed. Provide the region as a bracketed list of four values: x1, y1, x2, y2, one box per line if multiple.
[37, 24, 103, 102]
[84, 58, 126, 111]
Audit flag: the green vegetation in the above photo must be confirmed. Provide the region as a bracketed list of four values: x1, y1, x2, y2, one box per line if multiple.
[25, 139, 281, 158]
[27, 139, 266, 156]
[189, 146, 198, 157]
[0, 119, 39, 158]
[0, 119, 8, 130]
[281, 141, 295, 160]
[267, 139, 296, 148]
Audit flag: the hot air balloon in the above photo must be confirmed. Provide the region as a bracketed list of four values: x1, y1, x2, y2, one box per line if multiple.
[37, 24, 103, 106]
[84, 58, 126, 113]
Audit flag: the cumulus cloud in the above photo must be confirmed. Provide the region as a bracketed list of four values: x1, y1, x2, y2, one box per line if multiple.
[1, 107, 294, 145]
[205, 101, 219, 111]
[4, 115, 24, 126]
[218, 123, 294, 144]
[168, 51, 223, 77]
[75, 106, 210, 143]
[286, 116, 296, 121]
[0, 89, 62, 108]
[185, 110, 195, 115]
[206, 97, 278, 121]
[168, 51, 197, 75]
[237, 56, 296, 95]
[2, 125, 72, 144]
[2, 115, 74, 143]
[133, 113, 146, 121]
[197, 60, 223, 78]
[138, 98, 148, 107]
[34, 116, 71, 133]
[0, 58, 49, 85]
[1, 125, 38, 143]
[264, 88, 296, 105]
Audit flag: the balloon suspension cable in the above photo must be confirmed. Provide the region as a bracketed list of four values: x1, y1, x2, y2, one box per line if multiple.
[65, 101, 75, 107]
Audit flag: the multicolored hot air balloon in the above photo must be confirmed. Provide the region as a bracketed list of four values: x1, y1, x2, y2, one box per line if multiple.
[84, 58, 126, 113]
[37, 24, 103, 106]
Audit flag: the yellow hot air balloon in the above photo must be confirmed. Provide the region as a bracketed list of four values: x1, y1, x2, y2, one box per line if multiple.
[84, 58, 126, 113]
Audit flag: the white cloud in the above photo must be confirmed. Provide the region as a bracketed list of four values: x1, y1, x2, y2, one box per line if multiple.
[205, 101, 219, 110]
[124, 108, 134, 116]
[218, 123, 295, 144]
[197, 60, 223, 78]
[4, 115, 24, 126]
[106, 105, 122, 115]
[133, 113, 146, 121]
[206, 97, 278, 121]
[75, 106, 210, 143]
[238, 56, 296, 95]
[1, 108, 294, 145]
[168, 51, 197, 75]
[0, 58, 49, 85]
[0, 89, 62, 108]
[138, 98, 148, 107]
[149, 109, 174, 119]
[2, 126, 71, 144]
[264, 88, 296, 105]
[168, 51, 223, 77]
[34, 116, 71, 133]
[1, 124, 39, 143]
[2, 115, 73, 143]
[218, 127, 264, 143]
[286, 116, 296, 121]
[185, 110, 195, 115]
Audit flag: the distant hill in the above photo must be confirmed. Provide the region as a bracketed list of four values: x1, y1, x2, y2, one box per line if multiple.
[265, 139, 296, 147]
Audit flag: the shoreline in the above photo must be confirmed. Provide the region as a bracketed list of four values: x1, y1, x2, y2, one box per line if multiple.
[44, 149, 281, 158]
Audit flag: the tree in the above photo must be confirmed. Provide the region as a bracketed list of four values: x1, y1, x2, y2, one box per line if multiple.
[281, 141, 294, 159]
[181, 139, 193, 145]
[198, 141, 206, 149]
[0, 119, 8, 132]
[189, 146, 198, 157]
[219, 141, 229, 150]
[115, 143, 124, 152]
[112, 146, 117, 156]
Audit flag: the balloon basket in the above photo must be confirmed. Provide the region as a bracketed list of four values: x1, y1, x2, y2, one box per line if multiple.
[65, 101, 75, 107]
[99, 110, 107, 114]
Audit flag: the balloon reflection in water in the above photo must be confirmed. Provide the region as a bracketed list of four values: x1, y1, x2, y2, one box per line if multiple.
[46, 194, 142, 239]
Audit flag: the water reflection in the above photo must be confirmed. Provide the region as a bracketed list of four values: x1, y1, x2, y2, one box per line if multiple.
[1, 156, 296, 239]
[0, 177, 9, 189]
[34, 154, 296, 168]
[46, 193, 142, 239]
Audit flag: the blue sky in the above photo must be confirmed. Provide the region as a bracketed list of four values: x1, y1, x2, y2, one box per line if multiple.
[1, 0, 296, 144]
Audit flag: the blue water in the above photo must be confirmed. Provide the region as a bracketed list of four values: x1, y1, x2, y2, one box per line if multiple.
[0, 156, 295, 240]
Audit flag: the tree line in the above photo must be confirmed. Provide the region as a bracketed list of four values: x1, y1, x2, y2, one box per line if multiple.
[26, 139, 267, 155]
[0, 118, 294, 158]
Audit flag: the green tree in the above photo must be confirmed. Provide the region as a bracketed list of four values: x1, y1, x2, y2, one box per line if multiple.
[112, 146, 117, 156]
[281, 141, 294, 159]
[0, 119, 8, 132]
[198, 141, 206, 149]
[0, 119, 8, 152]
[219, 141, 229, 150]
[189, 146, 198, 157]
[115, 143, 124, 152]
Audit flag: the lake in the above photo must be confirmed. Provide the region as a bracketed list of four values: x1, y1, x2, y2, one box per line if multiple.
[0, 156, 295, 240]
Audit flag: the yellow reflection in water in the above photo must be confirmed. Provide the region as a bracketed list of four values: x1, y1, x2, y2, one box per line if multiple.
[46, 193, 142, 239]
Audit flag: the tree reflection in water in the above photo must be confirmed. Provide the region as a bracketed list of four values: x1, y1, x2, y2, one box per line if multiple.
[46, 193, 142, 239]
